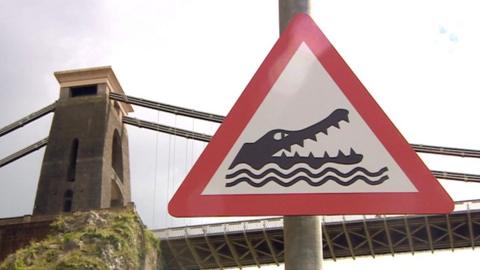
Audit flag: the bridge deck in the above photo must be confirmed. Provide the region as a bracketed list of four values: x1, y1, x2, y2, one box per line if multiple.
[154, 201, 480, 269]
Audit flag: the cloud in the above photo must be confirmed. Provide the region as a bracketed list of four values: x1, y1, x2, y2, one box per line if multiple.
[0, 0, 112, 217]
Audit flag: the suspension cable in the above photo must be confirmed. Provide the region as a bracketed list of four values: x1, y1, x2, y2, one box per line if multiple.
[0, 102, 56, 137]
[124, 117, 480, 184]
[115, 93, 480, 159]
[110, 92, 224, 123]
[0, 137, 48, 168]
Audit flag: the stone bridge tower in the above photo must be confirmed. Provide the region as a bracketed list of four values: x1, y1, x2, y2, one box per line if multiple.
[33, 66, 133, 215]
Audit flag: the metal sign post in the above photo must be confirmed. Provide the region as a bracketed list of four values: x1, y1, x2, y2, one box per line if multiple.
[280, 2, 322, 270]
[284, 215, 323, 269]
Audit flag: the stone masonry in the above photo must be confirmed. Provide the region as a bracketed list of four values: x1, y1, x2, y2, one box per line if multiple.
[33, 66, 134, 215]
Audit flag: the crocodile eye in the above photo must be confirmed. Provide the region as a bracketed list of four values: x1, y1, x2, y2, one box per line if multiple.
[273, 132, 282, 140]
[282, 132, 289, 138]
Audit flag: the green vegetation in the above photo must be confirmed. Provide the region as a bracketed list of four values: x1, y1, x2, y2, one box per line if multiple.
[0, 209, 162, 270]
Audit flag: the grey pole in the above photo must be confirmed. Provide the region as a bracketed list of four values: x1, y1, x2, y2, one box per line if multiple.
[279, 1, 323, 270]
[284, 216, 323, 269]
[279, 0, 310, 33]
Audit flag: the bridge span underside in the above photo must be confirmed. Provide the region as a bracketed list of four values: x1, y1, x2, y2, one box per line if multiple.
[155, 204, 480, 269]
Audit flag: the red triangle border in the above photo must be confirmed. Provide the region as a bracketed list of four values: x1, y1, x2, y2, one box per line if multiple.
[169, 14, 454, 217]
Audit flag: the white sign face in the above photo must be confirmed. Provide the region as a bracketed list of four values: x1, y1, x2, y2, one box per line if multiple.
[202, 43, 417, 195]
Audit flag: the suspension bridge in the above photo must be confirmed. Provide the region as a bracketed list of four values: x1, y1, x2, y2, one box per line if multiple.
[1, 87, 480, 269]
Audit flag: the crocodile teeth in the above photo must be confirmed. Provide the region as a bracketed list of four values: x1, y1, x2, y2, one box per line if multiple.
[323, 152, 330, 158]
[320, 129, 328, 135]
[308, 152, 315, 158]
[297, 140, 304, 147]
[293, 151, 300, 158]
[309, 135, 317, 141]
[350, 148, 356, 155]
[337, 150, 345, 157]
[333, 122, 340, 128]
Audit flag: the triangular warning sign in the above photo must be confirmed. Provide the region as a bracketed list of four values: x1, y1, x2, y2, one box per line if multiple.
[169, 14, 454, 217]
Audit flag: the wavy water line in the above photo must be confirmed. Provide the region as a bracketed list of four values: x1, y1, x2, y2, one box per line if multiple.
[227, 161, 367, 177]
[225, 175, 389, 188]
[226, 166, 388, 180]
[225, 170, 389, 185]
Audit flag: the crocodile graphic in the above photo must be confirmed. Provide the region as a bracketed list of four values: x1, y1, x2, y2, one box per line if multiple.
[228, 109, 363, 170]
[226, 108, 389, 188]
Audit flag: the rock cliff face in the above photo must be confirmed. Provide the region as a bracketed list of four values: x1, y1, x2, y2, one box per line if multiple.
[0, 208, 163, 270]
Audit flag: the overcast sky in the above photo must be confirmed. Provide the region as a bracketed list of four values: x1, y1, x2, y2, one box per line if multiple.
[1, 1, 480, 268]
